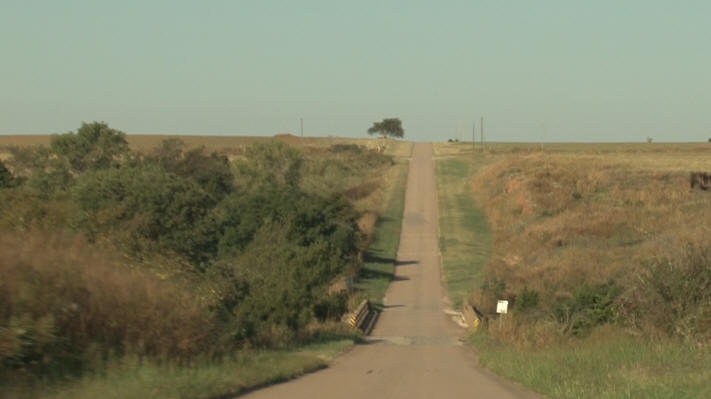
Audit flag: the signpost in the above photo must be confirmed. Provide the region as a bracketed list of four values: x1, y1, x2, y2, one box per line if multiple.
[497, 300, 508, 331]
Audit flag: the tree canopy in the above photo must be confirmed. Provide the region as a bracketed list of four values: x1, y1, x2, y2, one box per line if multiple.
[367, 118, 404, 139]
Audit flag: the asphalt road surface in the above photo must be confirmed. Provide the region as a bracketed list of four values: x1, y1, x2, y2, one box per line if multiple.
[240, 143, 538, 399]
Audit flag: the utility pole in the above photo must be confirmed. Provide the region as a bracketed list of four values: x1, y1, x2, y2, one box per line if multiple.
[480, 116, 484, 153]
[472, 123, 476, 151]
[300, 118, 303, 137]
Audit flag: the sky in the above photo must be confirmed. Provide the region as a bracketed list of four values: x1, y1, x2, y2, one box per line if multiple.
[1, 1, 710, 142]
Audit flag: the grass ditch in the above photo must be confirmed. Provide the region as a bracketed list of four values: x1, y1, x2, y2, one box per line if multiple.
[434, 156, 492, 308]
[356, 150, 411, 306]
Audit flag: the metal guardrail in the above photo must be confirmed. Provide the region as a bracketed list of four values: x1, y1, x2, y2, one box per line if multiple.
[345, 299, 371, 331]
[462, 302, 482, 331]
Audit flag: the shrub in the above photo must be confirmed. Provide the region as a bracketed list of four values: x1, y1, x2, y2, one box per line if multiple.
[50, 122, 129, 173]
[621, 242, 711, 341]
[551, 281, 620, 336]
[72, 166, 216, 264]
[145, 139, 234, 200]
[213, 185, 360, 261]
[213, 224, 350, 347]
[514, 286, 541, 314]
[237, 142, 304, 188]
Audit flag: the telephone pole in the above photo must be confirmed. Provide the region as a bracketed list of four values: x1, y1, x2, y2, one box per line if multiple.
[300, 118, 303, 137]
[480, 116, 484, 153]
[472, 123, 476, 151]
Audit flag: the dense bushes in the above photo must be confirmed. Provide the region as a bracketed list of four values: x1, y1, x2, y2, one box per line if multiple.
[620, 243, 711, 341]
[50, 122, 129, 173]
[212, 224, 352, 346]
[72, 165, 217, 264]
[0, 123, 386, 382]
[213, 185, 359, 260]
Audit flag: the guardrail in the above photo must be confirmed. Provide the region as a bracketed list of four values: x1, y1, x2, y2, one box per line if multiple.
[344, 299, 372, 332]
[462, 302, 482, 331]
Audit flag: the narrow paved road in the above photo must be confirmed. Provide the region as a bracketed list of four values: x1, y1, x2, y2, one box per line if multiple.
[241, 143, 537, 399]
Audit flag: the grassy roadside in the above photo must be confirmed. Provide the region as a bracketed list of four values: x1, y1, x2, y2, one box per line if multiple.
[356, 148, 411, 306]
[434, 156, 492, 308]
[433, 142, 711, 399]
[471, 331, 711, 399]
[7, 340, 354, 399]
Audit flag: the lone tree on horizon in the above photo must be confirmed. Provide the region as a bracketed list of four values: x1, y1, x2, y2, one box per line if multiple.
[367, 118, 404, 139]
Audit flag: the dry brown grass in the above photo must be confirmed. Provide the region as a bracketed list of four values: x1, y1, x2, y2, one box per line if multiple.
[437, 143, 711, 344]
[0, 231, 214, 376]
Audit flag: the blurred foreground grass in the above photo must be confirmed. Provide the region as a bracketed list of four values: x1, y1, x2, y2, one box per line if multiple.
[4, 340, 354, 399]
[472, 331, 711, 399]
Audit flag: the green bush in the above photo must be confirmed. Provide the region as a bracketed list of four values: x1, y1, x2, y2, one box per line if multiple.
[213, 185, 360, 261]
[212, 224, 350, 347]
[237, 142, 304, 188]
[145, 139, 234, 200]
[72, 166, 216, 264]
[551, 281, 620, 336]
[514, 286, 540, 314]
[50, 121, 129, 173]
[621, 243, 711, 340]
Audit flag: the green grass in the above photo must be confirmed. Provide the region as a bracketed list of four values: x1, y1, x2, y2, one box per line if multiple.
[471, 332, 711, 399]
[435, 156, 492, 307]
[4, 340, 354, 399]
[356, 158, 410, 306]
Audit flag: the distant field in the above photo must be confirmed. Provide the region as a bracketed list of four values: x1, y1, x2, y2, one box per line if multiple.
[436, 141, 711, 155]
[437, 141, 711, 172]
[0, 134, 408, 153]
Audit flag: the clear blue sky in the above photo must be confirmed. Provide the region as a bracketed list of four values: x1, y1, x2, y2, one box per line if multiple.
[2, 1, 710, 142]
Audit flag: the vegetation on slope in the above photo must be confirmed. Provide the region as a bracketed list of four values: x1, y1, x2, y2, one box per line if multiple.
[434, 143, 711, 398]
[434, 158, 491, 308]
[470, 152, 711, 343]
[0, 122, 401, 397]
[356, 156, 410, 306]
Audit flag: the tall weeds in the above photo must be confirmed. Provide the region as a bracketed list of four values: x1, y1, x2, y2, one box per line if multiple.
[469, 153, 711, 345]
[0, 233, 213, 379]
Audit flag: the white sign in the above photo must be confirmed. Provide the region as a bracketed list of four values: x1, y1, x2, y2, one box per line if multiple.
[496, 300, 509, 314]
